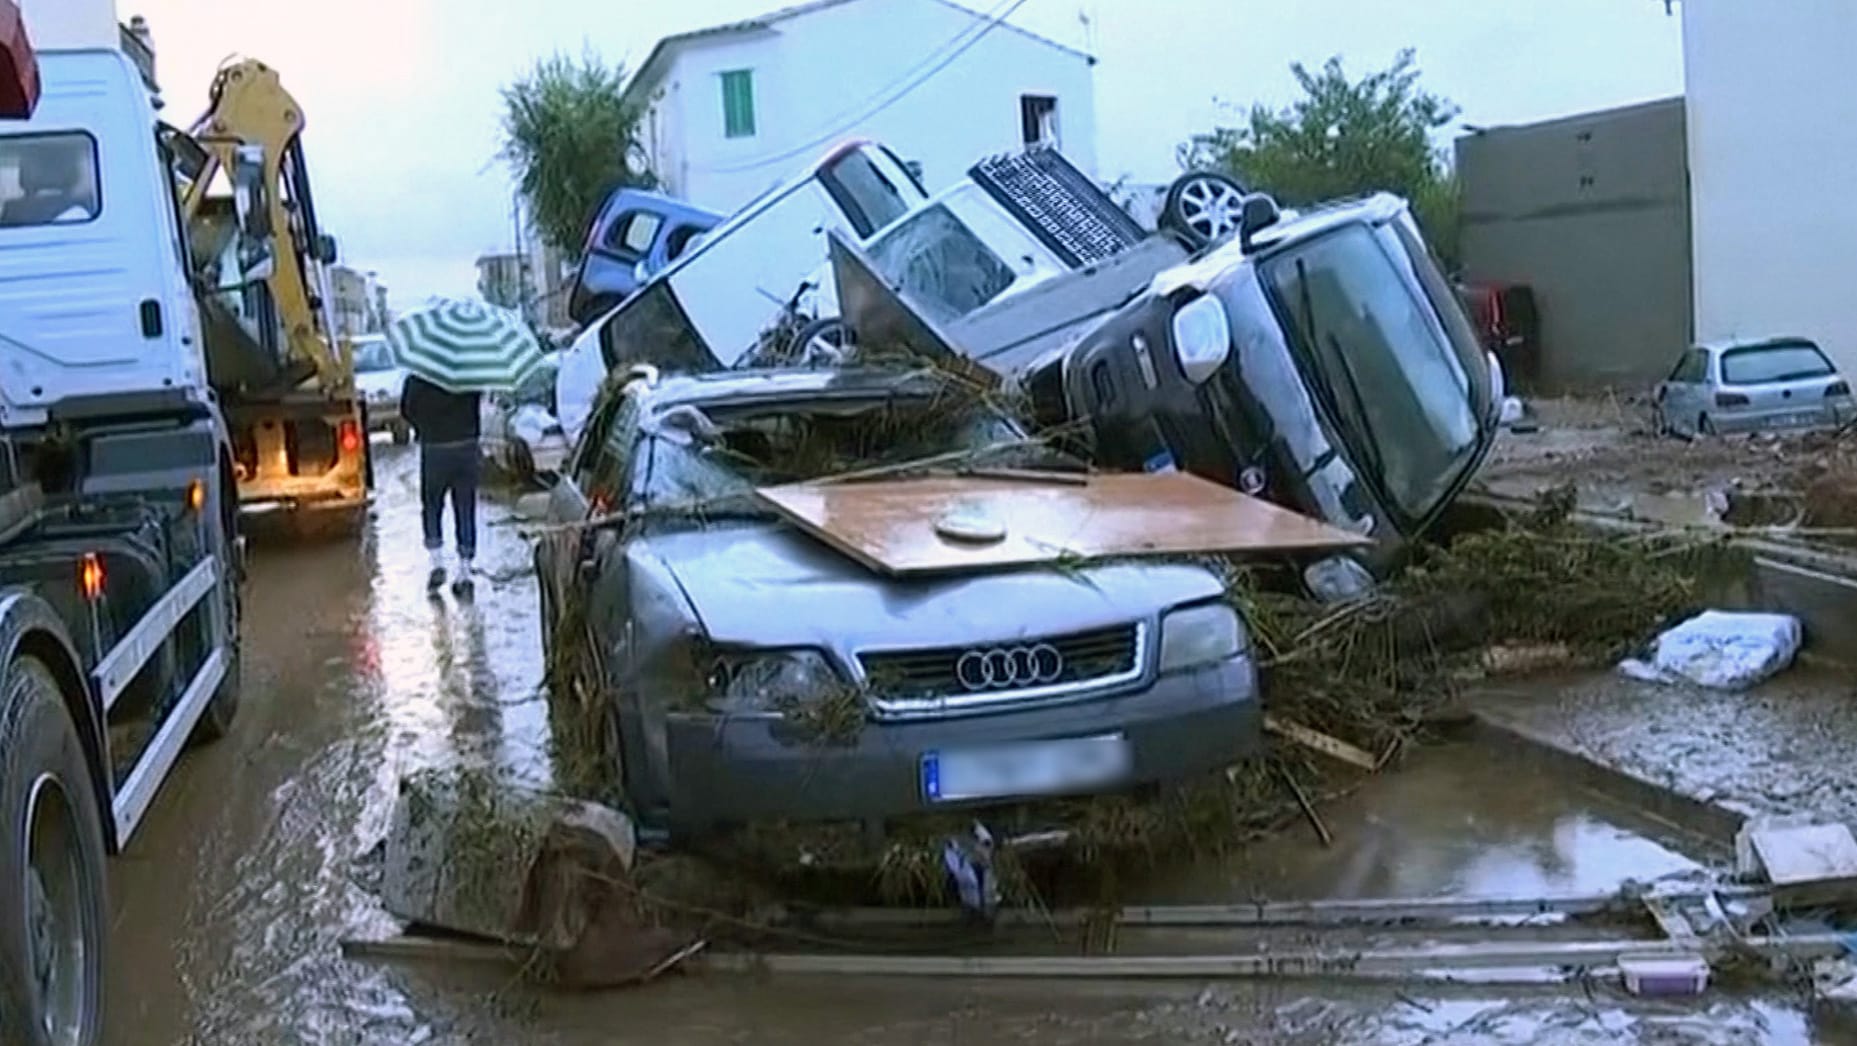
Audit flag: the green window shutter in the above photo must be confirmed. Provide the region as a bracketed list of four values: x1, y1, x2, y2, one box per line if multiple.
[721, 70, 756, 138]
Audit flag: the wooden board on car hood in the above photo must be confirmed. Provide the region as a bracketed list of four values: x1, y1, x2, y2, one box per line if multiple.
[754, 471, 1371, 577]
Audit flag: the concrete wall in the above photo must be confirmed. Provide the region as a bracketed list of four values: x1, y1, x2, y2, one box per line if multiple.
[1684, 0, 1857, 377]
[642, 0, 1097, 212]
[1457, 97, 1692, 393]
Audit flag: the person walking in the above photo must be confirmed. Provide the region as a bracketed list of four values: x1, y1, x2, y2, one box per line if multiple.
[400, 373, 482, 593]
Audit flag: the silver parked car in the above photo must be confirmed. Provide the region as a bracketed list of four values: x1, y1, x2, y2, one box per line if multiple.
[1654, 336, 1855, 437]
[536, 366, 1262, 837]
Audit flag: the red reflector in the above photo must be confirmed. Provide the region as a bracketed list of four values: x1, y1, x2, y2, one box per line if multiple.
[1715, 392, 1750, 408]
[339, 419, 362, 454]
[79, 553, 104, 602]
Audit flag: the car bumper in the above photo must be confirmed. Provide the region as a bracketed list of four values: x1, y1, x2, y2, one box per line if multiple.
[1712, 402, 1854, 434]
[659, 657, 1261, 834]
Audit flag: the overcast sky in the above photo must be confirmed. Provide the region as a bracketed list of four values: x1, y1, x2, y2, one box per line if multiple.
[126, 0, 1684, 308]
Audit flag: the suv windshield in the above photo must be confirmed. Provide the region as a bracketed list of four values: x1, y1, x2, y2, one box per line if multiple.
[636, 389, 1067, 515]
[867, 205, 1016, 326]
[1263, 221, 1486, 522]
[1721, 341, 1834, 385]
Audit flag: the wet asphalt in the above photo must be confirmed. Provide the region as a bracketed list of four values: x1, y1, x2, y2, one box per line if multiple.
[96, 442, 1834, 1045]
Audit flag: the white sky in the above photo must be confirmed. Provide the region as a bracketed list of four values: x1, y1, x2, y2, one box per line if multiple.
[124, 0, 1684, 308]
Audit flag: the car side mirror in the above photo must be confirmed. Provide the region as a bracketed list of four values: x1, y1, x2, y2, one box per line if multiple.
[1238, 195, 1281, 251]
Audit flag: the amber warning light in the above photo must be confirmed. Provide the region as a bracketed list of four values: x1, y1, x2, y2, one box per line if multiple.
[79, 553, 104, 602]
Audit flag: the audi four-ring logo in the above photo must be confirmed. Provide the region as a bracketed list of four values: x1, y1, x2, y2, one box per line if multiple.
[955, 643, 1065, 691]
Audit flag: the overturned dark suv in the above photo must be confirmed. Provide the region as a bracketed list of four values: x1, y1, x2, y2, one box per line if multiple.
[1020, 193, 1504, 598]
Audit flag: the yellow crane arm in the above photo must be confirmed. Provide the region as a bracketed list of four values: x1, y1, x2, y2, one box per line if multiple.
[178, 59, 350, 397]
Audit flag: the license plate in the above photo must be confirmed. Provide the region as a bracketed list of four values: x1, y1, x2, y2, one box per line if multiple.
[1784, 410, 1822, 427]
[922, 734, 1131, 803]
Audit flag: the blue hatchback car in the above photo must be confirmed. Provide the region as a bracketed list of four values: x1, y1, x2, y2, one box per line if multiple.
[568, 189, 723, 326]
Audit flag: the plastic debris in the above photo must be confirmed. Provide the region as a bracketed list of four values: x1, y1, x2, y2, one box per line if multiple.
[1499, 396, 1526, 427]
[1620, 955, 1710, 996]
[942, 822, 1000, 920]
[1617, 610, 1801, 691]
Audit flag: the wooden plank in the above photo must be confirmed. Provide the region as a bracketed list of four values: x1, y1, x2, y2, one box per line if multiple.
[1264, 715, 1379, 771]
[755, 472, 1369, 578]
[704, 933, 1848, 982]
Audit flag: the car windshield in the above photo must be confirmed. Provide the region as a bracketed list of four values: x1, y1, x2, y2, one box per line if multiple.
[1721, 341, 1834, 385]
[866, 204, 1016, 326]
[635, 387, 1071, 517]
[821, 148, 913, 235]
[1263, 221, 1486, 521]
[353, 341, 393, 372]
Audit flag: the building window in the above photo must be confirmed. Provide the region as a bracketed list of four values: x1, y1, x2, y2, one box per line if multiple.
[721, 69, 756, 139]
[1021, 95, 1058, 148]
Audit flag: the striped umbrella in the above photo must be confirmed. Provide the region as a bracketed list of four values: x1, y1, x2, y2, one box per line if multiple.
[384, 298, 547, 394]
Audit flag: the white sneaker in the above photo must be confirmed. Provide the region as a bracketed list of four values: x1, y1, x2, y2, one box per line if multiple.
[425, 548, 446, 591]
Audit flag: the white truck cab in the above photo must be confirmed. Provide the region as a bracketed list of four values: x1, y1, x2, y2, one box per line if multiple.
[0, 45, 204, 426]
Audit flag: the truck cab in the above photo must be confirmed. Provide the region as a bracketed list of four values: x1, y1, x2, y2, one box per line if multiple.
[0, 19, 244, 1043]
[0, 48, 206, 428]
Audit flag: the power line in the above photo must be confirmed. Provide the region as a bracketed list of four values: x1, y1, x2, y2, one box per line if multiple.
[700, 0, 1036, 175]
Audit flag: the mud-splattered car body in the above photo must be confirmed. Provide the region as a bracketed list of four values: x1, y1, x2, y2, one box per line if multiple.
[537, 367, 1261, 837]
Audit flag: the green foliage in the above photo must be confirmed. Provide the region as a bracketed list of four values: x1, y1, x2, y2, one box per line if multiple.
[1181, 49, 1463, 269]
[500, 50, 657, 254]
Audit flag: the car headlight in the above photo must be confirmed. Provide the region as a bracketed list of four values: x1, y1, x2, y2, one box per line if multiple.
[704, 650, 843, 715]
[1303, 555, 1376, 604]
[1158, 602, 1246, 673]
[1170, 294, 1231, 385]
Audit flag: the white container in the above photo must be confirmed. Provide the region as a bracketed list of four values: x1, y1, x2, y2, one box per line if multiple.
[1620, 954, 1711, 996]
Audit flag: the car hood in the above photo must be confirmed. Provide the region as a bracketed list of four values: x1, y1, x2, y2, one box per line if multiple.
[633, 522, 1225, 650]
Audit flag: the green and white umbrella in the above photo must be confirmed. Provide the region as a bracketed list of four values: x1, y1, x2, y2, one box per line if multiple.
[384, 298, 547, 394]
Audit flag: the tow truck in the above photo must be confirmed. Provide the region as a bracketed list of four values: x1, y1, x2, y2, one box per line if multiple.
[0, 3, 243, 1040]
[173, 46, 371, 534]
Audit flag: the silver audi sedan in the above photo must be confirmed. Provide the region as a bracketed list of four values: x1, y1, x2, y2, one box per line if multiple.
[537, 366, 1263, 837]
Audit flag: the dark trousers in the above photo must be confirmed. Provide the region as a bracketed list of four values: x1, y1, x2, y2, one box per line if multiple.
[419, 440, 480, 559]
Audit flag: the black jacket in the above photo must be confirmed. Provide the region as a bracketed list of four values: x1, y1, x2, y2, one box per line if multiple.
[400, 374, 481, 445]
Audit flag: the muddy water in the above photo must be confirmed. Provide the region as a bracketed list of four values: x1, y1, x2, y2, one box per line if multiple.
[101, 444, 1829, 1044]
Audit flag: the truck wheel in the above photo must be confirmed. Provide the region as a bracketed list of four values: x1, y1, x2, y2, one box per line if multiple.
[0, 656, 107, 1046]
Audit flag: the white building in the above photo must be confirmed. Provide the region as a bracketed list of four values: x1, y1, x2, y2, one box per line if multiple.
[1681, 0, 1857, 374]
[624, 0, 1098, 212]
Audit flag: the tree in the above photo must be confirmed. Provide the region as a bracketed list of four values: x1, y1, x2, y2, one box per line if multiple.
[1180, 49, 1462, 268]
[500, 50, 656, 255]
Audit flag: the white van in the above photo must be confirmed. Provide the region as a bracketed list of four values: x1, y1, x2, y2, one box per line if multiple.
[556, 140, 927, 440]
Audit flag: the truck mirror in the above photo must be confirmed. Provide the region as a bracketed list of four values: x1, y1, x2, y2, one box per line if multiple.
[1238, 195, 1281, 251]
[317, 234, 339, 265]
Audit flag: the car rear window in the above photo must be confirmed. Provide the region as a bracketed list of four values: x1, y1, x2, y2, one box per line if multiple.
[1721, 341, 1834, 385]
[0, 132, 101, 227]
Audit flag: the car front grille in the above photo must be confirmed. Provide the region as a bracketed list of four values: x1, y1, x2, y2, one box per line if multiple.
[858, 623, 1145, 719]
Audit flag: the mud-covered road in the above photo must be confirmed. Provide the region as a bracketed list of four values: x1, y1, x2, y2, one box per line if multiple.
[96, 442, 1836, 1045]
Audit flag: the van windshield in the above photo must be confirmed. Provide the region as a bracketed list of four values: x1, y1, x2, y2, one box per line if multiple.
[1263, 222, 1486, 522]
[866, 204, 1016, 325]
[0, 133, 101, 227]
